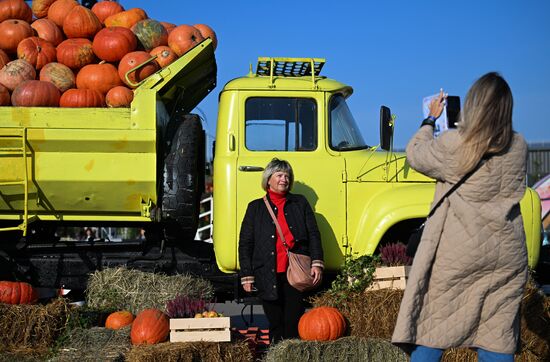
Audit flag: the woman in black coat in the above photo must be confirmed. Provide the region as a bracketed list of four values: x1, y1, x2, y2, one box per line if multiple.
[239, 158, 324, 342]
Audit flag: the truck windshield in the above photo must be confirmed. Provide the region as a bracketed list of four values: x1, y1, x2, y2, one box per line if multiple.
[329, 94, 369, 151]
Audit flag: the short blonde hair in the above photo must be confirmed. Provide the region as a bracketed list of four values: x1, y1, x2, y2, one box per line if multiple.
[261, 158, 294, 191]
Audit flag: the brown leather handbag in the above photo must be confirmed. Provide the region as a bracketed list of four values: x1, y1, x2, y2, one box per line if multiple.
[263, 196, 315, 292]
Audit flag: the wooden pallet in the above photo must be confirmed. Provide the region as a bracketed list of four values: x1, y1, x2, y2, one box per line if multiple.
[170, 317, 231, 342]
[368, 265, 411, 290]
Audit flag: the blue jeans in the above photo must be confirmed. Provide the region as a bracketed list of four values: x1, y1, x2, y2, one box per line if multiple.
[410, 345, 514, 362]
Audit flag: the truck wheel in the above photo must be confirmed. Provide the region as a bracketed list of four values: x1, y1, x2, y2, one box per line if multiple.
[161, 114, 205, 241]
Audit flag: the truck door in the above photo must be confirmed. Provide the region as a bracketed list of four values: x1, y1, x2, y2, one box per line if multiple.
[235, 94, 346, 271]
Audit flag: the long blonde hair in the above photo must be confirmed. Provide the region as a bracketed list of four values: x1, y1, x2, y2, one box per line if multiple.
[457, 72, 513, 173]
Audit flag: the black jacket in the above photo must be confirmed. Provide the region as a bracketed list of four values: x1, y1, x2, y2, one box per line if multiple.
[238, 192, 323, 300]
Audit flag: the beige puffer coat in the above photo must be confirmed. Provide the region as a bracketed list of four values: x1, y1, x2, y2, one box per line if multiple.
[391, 126, 528, 354]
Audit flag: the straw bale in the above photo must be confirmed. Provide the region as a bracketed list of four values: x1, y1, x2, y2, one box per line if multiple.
[263, 337, 407, 362]
[125, 340, 253, 362]
[86, 267, 214, 314]
[0, 298, 71, 352]
[51, 326, 131, 362]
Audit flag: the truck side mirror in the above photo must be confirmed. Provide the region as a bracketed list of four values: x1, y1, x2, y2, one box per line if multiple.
[380, 106, 393, 151]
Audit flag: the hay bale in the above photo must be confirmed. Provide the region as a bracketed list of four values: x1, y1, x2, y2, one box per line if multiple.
[125, 341, 253, 362]
[0, 298, 71, 353]
[51, 326, 131, 362]
[263, 337, 407, 362]
[86, 267, 214, 314]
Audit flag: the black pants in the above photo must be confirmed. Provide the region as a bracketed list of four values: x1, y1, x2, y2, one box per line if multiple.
[262, 272, 305, 343]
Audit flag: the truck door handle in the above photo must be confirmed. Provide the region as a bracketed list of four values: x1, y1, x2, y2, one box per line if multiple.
[239, 166, 264, 172]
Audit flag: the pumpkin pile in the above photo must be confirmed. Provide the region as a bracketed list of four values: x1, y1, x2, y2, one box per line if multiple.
[0, 0, 217, 108]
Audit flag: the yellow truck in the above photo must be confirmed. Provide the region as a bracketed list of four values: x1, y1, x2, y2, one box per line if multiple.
[0, 39, 542, 293]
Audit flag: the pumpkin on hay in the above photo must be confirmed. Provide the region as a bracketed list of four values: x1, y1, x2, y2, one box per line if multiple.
[0, 281, 39, 304]
[105, 310, 135, 330]
[298, 306, 346, 341]
[130, 308, 169, 345]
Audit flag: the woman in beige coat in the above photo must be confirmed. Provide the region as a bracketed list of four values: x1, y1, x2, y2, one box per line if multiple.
[392, 73, 528, 362]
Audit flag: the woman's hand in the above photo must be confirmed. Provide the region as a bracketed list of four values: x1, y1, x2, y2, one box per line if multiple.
[428, 88, 447, 119]
[311, 266, 323, 285]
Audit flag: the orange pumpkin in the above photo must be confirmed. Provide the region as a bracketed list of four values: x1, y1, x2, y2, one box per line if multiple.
[31, 0, 57, 19]
[193, 24, 217, 50]
[76, 61, 122, 94]
[130, 309, 169, 345]
[91, 0, 125, 24]
[17, 37, 57, 70]
[298, 307, 346, 341]
[47, 0, 79, 28]
[150, 46, 177, 68]
[31, 19, 65, 47]
[0, 19, 34, 54]
[131, 19, 168, 51]
[57, 38, 96, 69]
[118, 51, 159, 88]
[0, 0, 32, 23]
[0, 59, 36, 91]
[106, 85, 133, 107]
[104, 8, 147, 29]
[63, 5, 102, 39]
[40, 62, 75, 92]
[60, 88, 104, 107]
[0, 281, 38, 304]
[11, 79, 60, 107]
[92, 26, 137, 62]
[167, 25, 204, 57]
[0, 84, 10, 105]
[0, 49, 9, 68]
[159, 21, 176, 35]
[105, 310, 135, 329]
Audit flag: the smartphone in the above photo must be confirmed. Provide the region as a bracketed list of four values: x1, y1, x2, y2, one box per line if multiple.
[446, 96, 460, 128]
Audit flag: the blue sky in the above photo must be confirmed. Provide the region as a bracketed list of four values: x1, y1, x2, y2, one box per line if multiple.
[120, 0, 550, 149]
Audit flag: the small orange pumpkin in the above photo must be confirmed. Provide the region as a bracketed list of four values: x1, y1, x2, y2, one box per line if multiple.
[104, 8, 147, 29]
[118, 51, 159, 88]
[298, 306, 346, 341]
[0, 19, 34, 54]
[47, 0, 79, 28]
[40, 62, 75, 92]
[193, 24, 217, 50]
[106, 85, 133, 107]
[17, 37, 57, 70]
[60, 88, 105, 107]
[92, 26, 137, 62]
[63, 5, 102, 39]
[76, 61, 122, 94]
[130, 309, 169, 345]
[56, 38, 96, 69]
[105, 310, 135, 329]
[31, 0, 57, 19]
[31, 18, 65, 47]
[168, 25, 204, 57]
[11, 79, 60, 107]
[0, 0, 32, 23]
[0, 281, 38, 304]
[91, 0, 125, 24]
[150, 46, 178, 68]
[0, 59, 36, 91]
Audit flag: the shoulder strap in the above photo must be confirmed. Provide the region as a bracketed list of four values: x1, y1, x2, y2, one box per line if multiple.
[263, 196, 289, 250]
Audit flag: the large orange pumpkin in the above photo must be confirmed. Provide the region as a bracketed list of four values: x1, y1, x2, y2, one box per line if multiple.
[0, 0, 32, 23]
[31, 0, 57, 19]
[105, 310, 135, 329]
[298, 307, 346, 341]
[47, 0, 79, 28]
[0, 19, 34, 54]
[104, 8, 147, 29]
[106, 85, 133, 107]
[0, 59, 36, 91]
[91, 0, 125, 24]
[167, 25, 204, 56]
[118, 51, 159, 88]
[63, 5, 102, 39]
[0, 49, 9, 68]
[57, 38, 96, 69]
[76, 61, 122, 94]
[12, 80, 60, 107]
[131, 19, 168, 51]
[0, 281, 38, 304]
[31, 19, 65, 47]
[0, 84, 10, 105]
[17, 37, 57, 70]
[60, 88, 105, 107]
[40, 62, 75, 92]
[130, 309, 169, 345]
[92, 26, 137, 62]
[150, 46, 178, 68]
[193, 24, 217, 50]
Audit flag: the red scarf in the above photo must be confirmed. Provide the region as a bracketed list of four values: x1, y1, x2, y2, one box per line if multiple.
[268, 189, 295, 272]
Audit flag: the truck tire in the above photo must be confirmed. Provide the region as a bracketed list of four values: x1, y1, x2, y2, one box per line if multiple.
[161, 114, 205, 241]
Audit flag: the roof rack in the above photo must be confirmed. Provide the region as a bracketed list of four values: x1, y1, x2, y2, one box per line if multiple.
[256, 57, 326, 88]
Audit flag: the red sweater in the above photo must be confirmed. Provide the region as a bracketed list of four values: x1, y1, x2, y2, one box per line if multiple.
[268, 189, 295, 272]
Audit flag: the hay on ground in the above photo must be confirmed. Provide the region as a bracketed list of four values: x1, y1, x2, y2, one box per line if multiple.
[125, 340, 253, 362]
[263, 337, 407, 362]
[86, 267, 214, 314]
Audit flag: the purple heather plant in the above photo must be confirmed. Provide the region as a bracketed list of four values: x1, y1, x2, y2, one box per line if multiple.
[380, 242, 412, 266]
[165, 294, 212, 319]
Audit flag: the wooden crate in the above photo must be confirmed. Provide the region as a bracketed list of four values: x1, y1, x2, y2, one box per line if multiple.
[368, 265, 411, 290]
[170, 317, 231, 342]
